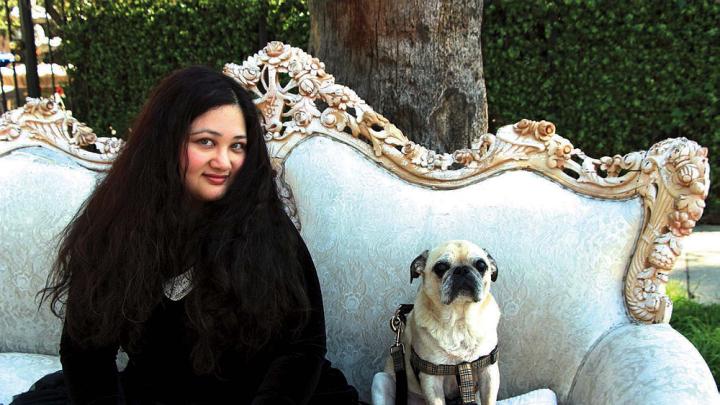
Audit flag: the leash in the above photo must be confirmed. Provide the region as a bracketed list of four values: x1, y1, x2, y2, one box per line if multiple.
[388, 304, 499, 405]
[389, 304, 414, 405]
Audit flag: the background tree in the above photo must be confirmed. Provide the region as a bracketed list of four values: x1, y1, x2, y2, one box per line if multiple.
[308, 0, 487, 153]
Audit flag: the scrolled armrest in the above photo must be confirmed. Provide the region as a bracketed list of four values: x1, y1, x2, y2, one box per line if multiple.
[569, 323, 719, 404]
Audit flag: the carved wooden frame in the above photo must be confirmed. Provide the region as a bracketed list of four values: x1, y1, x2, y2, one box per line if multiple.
[224, 42, 711, 324]
[0, 96, 123, 170]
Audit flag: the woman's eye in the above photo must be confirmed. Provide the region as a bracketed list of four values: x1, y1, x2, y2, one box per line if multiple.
[197, 138, 214, 147]
[231, 143, 246, 151]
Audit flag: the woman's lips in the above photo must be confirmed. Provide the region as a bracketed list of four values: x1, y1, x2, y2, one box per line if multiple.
[203, 174, 228, 185]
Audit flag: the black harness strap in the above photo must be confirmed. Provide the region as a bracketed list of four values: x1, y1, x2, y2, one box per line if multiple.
[390, 345, 407, 405]
[397, 304, 414, 323]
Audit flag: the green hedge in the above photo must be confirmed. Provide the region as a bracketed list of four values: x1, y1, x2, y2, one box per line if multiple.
[483, 0, 720, 224]
[58, 0, 308, 138]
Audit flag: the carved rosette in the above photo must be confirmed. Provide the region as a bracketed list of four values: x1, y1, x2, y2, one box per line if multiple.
[514, 119, 556, 142]
[0, 96, 123, 171]
[225, 42, 711, 324]
[626, 138, 710, 323]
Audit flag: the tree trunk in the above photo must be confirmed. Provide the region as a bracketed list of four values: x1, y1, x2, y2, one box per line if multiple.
[258, 0, 268, 51]
[308, 0, 487, 153]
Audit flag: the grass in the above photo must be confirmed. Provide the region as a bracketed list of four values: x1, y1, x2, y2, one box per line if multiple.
[667, 280, 720, 387]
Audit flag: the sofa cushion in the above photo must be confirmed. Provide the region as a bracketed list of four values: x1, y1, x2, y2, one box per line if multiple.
[0, 147, 99, 355]
[0, 352, 61, 405]
[284, 136, 643, 400]
[569, 324, 720, 404]
[371, 372, 558, 405]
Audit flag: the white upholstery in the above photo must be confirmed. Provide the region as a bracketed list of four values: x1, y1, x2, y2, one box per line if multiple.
[0, 352, 61, 405]
[570, 324, 719, 404]
[0, 148, 99, 356]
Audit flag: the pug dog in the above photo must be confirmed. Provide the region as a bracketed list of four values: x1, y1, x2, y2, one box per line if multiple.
[385, 240, 500, 405]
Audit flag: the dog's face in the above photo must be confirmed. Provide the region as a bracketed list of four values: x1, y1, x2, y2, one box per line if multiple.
[411, 240, 497, 305]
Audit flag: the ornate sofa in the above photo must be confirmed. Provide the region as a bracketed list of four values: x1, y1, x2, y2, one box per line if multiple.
[1, 43, 717, 404]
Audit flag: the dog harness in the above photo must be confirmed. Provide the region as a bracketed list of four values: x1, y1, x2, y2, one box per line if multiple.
[410, 345, 499, 404]
[389, 304, 499, 405]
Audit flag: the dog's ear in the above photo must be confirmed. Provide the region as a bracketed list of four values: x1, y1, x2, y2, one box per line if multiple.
[487, 253, 498, 282]
[410, 250, 429, 283]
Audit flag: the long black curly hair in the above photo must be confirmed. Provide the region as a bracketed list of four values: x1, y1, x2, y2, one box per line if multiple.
[41, 66, 310, 374]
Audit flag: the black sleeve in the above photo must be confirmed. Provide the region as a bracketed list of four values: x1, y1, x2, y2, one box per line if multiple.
[251, 229, 328, 405]
[60, 323, 122, 404]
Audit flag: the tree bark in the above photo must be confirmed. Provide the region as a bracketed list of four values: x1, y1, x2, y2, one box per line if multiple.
[308, 0, 487, 153]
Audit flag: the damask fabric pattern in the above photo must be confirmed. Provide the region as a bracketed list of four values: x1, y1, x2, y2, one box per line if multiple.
[0, 148, 100, 355]
[569, 324, 720, 405]
[0, 352, 61, 405]
[284, 136, 644, 402]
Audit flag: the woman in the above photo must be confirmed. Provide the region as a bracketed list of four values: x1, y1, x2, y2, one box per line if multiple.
[14, 66, 358, 404]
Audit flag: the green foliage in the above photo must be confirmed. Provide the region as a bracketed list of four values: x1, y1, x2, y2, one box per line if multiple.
[667, 281, 720, 387]
[58, 0, 308, 138]
[266, 0, 308, 48]
[483, 0, 720, 223]
[0, 1, 16, 37]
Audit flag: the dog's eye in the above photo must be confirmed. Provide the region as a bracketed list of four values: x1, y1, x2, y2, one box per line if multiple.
[474, 259, 487, 272]
[432, 262, 450, 277]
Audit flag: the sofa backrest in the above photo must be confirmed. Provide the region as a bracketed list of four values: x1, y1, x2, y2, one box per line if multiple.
[0, 148, 97, 354]
[285, 136, 643, 400]
[224, 42, 711, 401]
[0, 98, 120, 355]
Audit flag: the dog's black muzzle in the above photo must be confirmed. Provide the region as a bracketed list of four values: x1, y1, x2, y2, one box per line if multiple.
[443, 266, 483, 304]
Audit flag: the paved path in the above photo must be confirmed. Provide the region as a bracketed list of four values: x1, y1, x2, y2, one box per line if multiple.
[670, 225, 720, 304]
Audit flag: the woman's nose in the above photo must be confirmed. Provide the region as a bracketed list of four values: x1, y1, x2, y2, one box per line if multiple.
[210, 149, 232, 170]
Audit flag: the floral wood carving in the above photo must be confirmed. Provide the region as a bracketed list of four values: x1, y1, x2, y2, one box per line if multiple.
[0, 96, 123, 171]
[226, 42, 711, 324]
[225, 43, 648, 195]
[627, 139, 710, 323]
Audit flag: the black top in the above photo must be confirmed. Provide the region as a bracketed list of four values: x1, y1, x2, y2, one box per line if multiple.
[59, 234, 330, 405]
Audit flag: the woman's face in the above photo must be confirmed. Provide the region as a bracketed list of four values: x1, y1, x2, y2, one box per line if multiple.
[181, 104, 247, 202]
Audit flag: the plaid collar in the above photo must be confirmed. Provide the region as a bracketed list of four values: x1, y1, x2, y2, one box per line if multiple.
[410, 345, 498, 404]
